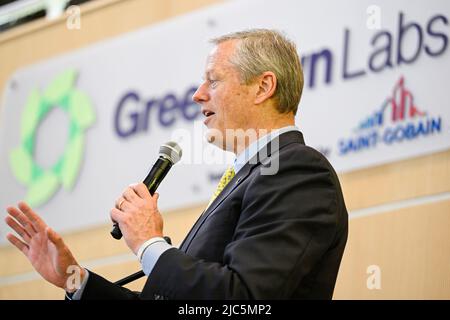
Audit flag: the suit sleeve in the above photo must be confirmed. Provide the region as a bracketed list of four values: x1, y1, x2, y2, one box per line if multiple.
[78, 270, 140, 300]
[143, 147, 341, 299]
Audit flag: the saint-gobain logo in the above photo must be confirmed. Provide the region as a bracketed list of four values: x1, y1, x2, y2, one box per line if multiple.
[9, 69, 95, 207]
[338, 76, 442, 155]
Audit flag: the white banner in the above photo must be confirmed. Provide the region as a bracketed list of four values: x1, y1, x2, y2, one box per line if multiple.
[1, 0, 449, 241]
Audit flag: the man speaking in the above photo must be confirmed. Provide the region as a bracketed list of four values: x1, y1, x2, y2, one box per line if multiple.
[4, 29, 348, 299]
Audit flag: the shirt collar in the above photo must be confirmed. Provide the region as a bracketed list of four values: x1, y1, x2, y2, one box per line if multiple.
[233, 125, 300, 174]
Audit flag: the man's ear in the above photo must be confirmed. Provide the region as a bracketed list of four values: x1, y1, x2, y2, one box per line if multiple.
[254, 71, 277, 105]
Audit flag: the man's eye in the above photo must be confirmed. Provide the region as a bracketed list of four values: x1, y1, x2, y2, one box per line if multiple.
[209, 79, 218, 88]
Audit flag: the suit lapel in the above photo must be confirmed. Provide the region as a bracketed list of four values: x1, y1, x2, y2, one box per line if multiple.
[179, 131, 305, 252]
[179, 164, 254, 252]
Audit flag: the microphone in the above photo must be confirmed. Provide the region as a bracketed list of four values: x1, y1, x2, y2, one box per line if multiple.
[110, 141, 182, 240]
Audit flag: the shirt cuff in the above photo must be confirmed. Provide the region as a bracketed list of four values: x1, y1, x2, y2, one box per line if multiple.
[65, 268, 89, 300]
[136, 237, 165, 262]
[140, 240, 173, 276]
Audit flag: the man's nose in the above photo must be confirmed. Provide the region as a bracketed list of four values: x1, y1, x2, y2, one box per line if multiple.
[192, 83, 209, 104]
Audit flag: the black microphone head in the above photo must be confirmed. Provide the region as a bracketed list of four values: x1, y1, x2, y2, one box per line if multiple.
[159, 141, 182, 164]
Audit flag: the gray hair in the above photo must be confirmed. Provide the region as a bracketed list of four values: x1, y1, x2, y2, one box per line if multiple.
[211, 29, 304, 115]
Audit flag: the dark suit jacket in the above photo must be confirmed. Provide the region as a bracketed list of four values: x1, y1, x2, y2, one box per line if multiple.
[79, 131, 348, 299]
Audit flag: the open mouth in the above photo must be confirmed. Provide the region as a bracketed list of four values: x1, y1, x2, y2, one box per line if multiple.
[202, 110, 215, 118]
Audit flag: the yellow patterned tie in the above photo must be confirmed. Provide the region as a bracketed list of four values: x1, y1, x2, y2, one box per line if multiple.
[206, 166, 235, 209]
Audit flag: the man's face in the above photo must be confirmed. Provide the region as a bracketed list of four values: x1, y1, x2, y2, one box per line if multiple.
[193, 40, 256, 153]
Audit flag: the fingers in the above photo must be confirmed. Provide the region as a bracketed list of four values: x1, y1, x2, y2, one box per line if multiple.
[131, 183, 151, 200]
[6, 233, 29, 255]
[123, 187, 139, 202]
[153, 192, 159, 204]
[7, 206, 37, 236]
[114, 184, 157, 223]
[115, 197, 131, 212]
[18, 202, 46, 232]
[116, 185, 143, 211]
[46, 227, 65, 250]
[110, 207, 123, 224]
[4, 216, 31, 244]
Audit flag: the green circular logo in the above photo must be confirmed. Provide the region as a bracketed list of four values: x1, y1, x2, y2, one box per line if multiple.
[9, 69, 95, 207]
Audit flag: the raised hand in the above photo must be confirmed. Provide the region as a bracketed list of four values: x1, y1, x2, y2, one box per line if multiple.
[5, 202, 85, 292]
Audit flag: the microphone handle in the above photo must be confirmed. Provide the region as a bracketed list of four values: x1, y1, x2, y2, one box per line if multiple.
[110, 157, 173, 240]
[144, 157, 173, 195]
